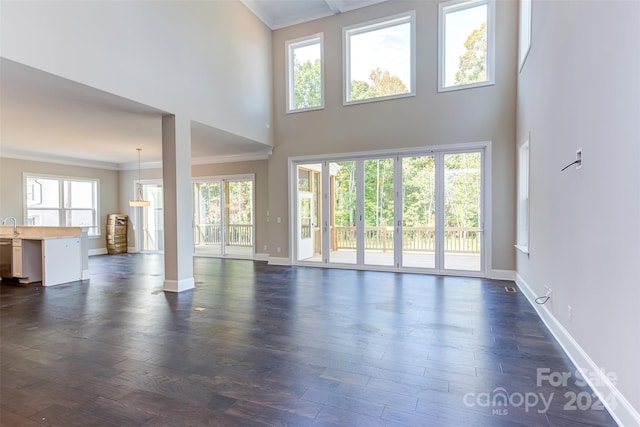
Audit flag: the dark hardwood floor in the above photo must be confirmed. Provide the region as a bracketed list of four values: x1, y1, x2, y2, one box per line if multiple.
[1, 254, 617, 426]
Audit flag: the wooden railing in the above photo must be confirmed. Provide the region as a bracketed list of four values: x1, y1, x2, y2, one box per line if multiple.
[194, 223, 252, 247]
[332, 226, 480, 253]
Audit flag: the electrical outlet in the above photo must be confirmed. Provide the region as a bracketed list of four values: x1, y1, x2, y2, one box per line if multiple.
[576, 148, 582, 170]
[568, 305, 572, 321]
[544, 286, 552, 297]
[277, 247, 281, 253]
[263, 245, 267, 251]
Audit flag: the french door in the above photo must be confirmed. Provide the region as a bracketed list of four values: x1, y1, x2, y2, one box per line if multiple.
[193, 175, 254, 258]
[137, 181, 164, 253]
[293, 147, 485, 275]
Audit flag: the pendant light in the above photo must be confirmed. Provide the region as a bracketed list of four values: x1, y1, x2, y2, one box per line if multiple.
[129, 148, 150, 207]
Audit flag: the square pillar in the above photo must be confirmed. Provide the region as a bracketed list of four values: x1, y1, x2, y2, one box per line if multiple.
[162, 115, 195, 292]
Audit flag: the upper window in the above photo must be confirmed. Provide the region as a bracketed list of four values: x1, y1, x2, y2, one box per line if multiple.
[25, 174, 100, 236]
[439, 0, 495, 92]
[344, 11, 415, 105]
[286, 34, 324, 113]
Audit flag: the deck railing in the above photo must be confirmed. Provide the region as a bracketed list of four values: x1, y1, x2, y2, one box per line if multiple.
[194, 223, 252, 247]
[333, 226, 480, 253]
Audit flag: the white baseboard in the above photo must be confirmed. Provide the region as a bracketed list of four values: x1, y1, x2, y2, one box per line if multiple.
[88, 248, 107, 256]
[128, 246, 137, 253]
[516, 273, 640, 427]
[268, 256, 291, 266]
[254, 252, 269, 261]
[163, 277, 195, 293]
[489, 269, 515, 281]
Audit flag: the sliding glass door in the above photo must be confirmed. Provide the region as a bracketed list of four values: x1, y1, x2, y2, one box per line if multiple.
[293, 148, 485, 275]
[193, 176, 254, 258]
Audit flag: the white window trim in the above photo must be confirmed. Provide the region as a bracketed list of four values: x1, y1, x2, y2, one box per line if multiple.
[343, 11, 416, 106]
[438, 0, 495, 92]
[285, 33, 324, 114]
[518, 0, 532, 72]
[23, 172, 101, 237]
[516, 138, 530, 255]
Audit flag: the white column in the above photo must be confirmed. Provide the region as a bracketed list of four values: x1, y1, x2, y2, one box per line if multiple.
[162, 115, 195, 292]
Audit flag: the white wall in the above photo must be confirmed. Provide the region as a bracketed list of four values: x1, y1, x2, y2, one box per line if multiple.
[0, 1, 273, 146]
[269, 0, 518, 269]
[516, 0, 640, 422]
[0, 158, 119, 252]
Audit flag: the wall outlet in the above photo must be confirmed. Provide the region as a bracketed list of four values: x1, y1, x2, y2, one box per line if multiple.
[263, 245, 267, 251]
[568, 305, 572, 321]
[277, 217, 281, 224]
[576, 148, 582, 170]
[277, 247, 281, 253]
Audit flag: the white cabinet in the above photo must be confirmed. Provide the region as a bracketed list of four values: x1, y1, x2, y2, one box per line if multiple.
[42, 237, 82, 286]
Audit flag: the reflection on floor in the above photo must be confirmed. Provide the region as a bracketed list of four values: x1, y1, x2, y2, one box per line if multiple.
[305, 250, 481, 271]
[0, 255, 617, 426]
[194, 245, 253, 258]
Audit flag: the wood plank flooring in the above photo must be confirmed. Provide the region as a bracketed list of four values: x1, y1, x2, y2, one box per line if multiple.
[0, 254, 618, 426]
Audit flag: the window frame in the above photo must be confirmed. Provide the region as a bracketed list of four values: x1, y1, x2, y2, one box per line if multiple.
[285, 33, 325, 114]
[516, 139, 530, 254]
[23, 173, 100, 237]
[343, 11, 416, 106]
[438, 0, 495, 92]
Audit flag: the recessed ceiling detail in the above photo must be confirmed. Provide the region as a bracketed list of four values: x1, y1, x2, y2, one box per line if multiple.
[242, 0, 388, 30]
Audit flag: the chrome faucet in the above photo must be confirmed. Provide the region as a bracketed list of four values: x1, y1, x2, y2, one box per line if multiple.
[2, 217, 18, 236]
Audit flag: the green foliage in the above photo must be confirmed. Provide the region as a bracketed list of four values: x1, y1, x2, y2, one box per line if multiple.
[331, 153, 480, 231]
[293, 59, 322, 109]
[455, 21, 488, 85]
[444, 153, 481, 228]
[351, 67, 408, 101]
[334, 161, 357, 226]
[402, 156, 436, 227]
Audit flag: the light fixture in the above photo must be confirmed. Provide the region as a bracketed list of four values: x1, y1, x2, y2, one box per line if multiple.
[129, 148, 150, 207]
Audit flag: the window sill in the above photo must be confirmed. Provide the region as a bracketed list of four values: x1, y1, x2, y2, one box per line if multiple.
[514, 244, 529, 255]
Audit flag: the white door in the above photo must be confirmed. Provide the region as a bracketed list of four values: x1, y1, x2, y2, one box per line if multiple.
[297, 192, 314, 260]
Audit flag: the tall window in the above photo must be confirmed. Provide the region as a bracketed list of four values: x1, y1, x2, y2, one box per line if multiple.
[286, 33, 324, 113]
[344, 11, 415, 104]
[439, 0, 494, 91]
[25, 174, 99, 236]
[516, 140, 530, 253]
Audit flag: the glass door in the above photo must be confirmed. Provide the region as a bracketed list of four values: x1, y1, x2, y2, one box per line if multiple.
[193, 176, 254, 258]
[330, 160, 357, 264]
[443, 152, 482, 272]
[194, 181, 222, 256]
[364, 158, 395, 267]
[140, 182, 164, 252]
[401, 155, 436, 269]
[296, 164, 323, 262]
[225, 180, 253, 257]
[293, 148, 484, 275]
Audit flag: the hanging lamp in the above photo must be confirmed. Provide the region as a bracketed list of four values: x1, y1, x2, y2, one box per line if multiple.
[129, 148, 150, 207]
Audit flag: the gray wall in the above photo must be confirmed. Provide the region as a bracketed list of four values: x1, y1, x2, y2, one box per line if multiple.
[268, 0, 518, 270]
[0, 158, 119, 252]
[516, 0, 640, 418]
[1, 1, 273, 145]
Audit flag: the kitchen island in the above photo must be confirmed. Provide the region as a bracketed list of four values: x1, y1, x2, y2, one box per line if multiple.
[0, 226, 89, 286]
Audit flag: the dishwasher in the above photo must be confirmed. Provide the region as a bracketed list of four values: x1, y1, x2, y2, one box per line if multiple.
[0, 239, 12, 279]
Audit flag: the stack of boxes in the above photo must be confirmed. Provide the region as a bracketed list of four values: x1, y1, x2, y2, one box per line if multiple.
[106, 214, 128, 254]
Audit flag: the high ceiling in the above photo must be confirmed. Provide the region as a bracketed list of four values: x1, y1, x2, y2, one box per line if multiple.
[242, 0, 388, 29]
[0, 1, 385, 170]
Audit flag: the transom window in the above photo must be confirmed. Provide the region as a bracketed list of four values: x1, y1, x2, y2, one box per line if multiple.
[439, 0, 495, 91]
[25, 174, 100, 236]
[286, 33, 324, 113]
[344, 11, 416, 105]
